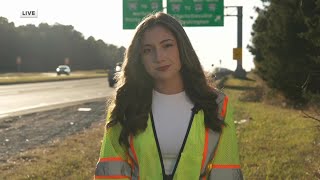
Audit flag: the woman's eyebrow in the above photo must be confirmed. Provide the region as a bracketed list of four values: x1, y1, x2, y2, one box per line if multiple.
[142, 39, 174, 47]
[142, 44, 152, 47]
[160, 39, 174, 44]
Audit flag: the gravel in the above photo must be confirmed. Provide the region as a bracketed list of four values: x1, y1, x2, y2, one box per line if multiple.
[0, 100, 107, 163]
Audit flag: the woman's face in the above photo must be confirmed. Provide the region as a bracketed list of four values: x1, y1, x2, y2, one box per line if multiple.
[141, 25, 182, 83]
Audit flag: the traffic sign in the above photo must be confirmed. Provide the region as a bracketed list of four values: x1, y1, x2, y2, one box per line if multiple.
[123, 0, 163, 29]
[233, 48, 242, 60]
[167, 0, 224, 26]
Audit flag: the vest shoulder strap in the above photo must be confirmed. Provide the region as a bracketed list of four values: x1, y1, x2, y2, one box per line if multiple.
[214, 89, 228, 121]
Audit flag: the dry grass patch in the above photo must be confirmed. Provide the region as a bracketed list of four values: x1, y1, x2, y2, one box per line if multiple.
[0, 120, 105, 180]
[222, 72, 320, 179]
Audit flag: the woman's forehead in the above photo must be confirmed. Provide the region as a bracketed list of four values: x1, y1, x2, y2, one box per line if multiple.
[141, 25, 176, 44]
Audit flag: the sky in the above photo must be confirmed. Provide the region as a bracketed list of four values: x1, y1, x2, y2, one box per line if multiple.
[0, 0, 263, 72]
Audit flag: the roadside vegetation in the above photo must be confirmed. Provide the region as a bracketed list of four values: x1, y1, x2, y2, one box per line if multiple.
[0, 72, 319, 179]
[0, 16, 126, 73]
[249, 0, 320, 102]
[223, 73, 320, 179]
[0, 70, 108, 85]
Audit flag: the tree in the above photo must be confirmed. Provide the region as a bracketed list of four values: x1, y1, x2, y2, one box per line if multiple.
[0, 16, 126, 72]
[0, 17, 19, 72]
[248, 0, 320, 101]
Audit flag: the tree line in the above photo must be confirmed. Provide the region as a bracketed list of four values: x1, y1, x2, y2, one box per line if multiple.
[0, 16, 125, 72]
[249, 0, 320, 102]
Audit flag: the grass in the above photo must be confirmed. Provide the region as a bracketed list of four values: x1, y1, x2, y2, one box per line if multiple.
[224, 73, 320, 179]
[0, 72, 319, 179]
[0, 121, 105, 180]
[233, 100, 319, 179]
[0, 70, 108, 85]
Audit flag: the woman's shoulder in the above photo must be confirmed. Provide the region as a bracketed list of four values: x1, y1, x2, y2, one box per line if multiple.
[210, 87, 227, 103]
[209, 87, 230, 122]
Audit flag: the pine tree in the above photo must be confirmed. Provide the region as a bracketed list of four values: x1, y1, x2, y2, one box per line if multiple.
[248, 0, 320, 101]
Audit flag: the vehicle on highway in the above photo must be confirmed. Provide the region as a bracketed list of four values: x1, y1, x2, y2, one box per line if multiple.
[108, 62, 122, 87]
[56, 65, 71, 75]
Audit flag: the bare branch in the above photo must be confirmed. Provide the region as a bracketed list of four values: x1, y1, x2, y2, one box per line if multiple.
[302, 110, 320, 123]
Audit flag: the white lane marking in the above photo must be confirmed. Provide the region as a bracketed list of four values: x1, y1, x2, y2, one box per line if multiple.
[0, 103, 48, 115]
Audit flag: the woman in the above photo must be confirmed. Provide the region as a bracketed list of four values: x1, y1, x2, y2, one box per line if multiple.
[95, 12, 243, 180]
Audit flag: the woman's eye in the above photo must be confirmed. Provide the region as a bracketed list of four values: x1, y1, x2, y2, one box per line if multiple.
[164, 44, 173, 48]
[143, 48, 151, 54]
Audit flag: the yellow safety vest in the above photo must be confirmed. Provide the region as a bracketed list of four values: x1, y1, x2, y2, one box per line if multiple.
[95, 92, 243, 180]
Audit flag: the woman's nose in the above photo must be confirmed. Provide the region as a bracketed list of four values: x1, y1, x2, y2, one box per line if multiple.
[153, 49, 165, 63]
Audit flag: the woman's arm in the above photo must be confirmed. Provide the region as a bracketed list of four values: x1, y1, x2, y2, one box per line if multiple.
[208, 97, 244, 180]
[94, 113, 131, 180]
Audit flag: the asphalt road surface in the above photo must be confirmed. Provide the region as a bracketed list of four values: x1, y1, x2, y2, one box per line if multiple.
[0, 78, 114, 118]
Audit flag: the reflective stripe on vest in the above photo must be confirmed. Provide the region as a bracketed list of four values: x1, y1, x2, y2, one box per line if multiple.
[200, 92, 231, 179]
[128, 135, 139, 180]
[95, 157, 131, 179]
[216, 93, 228, 121]
[200, 128, 221, 179]
[208, 165, 243, 180]
[207, 93, 242, 180]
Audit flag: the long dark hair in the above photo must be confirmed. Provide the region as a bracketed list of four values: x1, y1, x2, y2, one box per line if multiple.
[107, 12, 224, 148]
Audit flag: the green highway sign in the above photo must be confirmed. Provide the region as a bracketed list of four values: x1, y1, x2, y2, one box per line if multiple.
[167, 0, 224, 27]
[123, 0, 163, 29]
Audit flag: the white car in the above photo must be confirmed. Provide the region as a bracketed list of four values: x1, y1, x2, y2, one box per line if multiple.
[56, 65, 71, 75]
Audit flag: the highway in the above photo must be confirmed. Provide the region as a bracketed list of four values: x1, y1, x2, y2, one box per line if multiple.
[0, 78, 114, 118]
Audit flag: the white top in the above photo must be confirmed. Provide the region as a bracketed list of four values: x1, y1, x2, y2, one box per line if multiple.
[152, 90, 194, 175]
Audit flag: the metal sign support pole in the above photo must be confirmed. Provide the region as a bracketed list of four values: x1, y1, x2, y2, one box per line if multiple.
[225, 6, 247, 78]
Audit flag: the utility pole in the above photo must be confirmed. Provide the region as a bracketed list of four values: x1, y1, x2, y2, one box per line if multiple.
[225, 6, 247, 78]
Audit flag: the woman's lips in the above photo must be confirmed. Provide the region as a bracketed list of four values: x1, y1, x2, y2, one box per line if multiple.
[156, 65, 170, 71]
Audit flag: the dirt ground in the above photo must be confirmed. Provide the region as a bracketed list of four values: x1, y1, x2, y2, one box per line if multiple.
[0, 99, 107, 164]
